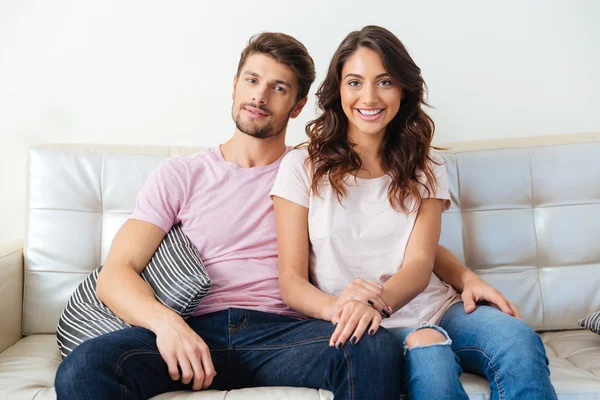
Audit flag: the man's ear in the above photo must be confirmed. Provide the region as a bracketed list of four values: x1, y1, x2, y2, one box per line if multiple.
[290, 97, 308, 119]
[232, 75, 238, 101]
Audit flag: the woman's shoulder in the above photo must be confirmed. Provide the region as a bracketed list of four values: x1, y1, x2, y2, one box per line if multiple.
[428, 148, 446, 164]
[280, 148, 310, 170]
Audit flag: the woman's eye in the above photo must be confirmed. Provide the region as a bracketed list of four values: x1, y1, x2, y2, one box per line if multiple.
[348, 80, 360, 87]
[379, 80, 393, 87]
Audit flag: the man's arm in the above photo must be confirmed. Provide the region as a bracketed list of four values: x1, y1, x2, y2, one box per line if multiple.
[433, 245, 521, 318]
[96, 219, 216, 390]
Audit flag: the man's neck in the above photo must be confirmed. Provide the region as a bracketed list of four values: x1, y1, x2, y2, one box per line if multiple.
[220, 129, 287, 168]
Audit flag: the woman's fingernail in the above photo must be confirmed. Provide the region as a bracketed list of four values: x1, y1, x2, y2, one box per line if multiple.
[336, 341, 344, 349]
[382, 309, 390, 318]
[334, 323, 338, 329]
[350, 336, 357, 344]
[367, 300, 374, 305]
[369, 329, 375, 336]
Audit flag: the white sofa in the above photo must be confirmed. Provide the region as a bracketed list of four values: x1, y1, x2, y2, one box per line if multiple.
[1, 132, 600, 399]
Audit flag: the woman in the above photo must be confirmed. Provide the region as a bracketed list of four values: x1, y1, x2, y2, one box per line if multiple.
[270, 25, 556, 399]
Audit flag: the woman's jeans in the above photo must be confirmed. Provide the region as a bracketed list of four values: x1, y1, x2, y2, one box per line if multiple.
[54, 308, 402, 400]
[389, 302, 557, 400]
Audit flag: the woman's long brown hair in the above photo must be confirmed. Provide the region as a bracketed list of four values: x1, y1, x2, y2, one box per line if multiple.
[306, 25, 440, 213]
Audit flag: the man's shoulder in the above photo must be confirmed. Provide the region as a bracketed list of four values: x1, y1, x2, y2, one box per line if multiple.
[149, 148, 218, 186]
[161, 148, 217, 172]
[169, 148, 215, 166]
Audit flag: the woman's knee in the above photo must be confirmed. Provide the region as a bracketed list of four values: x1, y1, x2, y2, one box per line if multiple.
[405, 328, 448, 348]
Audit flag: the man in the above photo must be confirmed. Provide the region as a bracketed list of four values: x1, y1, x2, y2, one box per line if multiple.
[54, 32, 519, 399]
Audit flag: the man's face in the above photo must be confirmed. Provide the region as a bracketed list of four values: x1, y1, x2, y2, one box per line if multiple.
[232, 53, 305, 139]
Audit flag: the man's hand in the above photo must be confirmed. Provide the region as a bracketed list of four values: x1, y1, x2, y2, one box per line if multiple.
[153, 314, 216, 391]
[461, 275, 521, 319]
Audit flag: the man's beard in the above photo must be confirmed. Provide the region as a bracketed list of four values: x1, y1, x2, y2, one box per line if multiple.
[232, 102, 291, 139]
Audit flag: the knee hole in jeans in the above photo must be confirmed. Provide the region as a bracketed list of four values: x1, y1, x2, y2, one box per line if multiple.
[405, 328, 447, 348]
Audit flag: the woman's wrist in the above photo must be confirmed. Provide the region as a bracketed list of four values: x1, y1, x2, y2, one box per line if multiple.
[320, 296, 338, 321]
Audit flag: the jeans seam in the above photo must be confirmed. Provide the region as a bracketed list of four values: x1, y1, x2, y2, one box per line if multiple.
[454, 346, 505, 400]
[233, 336, 330, 350]
[228, 310, 249, 332]
[120, 382, 127, 400]
[342, 346, 354, 400]
[115, 348, 161, 399]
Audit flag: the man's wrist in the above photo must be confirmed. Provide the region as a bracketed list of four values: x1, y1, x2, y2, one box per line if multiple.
[146, 306, 181, 334]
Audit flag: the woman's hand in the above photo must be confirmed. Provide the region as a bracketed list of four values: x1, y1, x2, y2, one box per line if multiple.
[330, 278, 392, 320]
[329, 301, 383, 349]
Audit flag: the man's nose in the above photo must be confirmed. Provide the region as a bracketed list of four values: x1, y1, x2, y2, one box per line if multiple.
[253, 85, 269, 105]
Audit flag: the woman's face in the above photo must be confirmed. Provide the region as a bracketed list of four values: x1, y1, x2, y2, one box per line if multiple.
[340, 47, 402, 139]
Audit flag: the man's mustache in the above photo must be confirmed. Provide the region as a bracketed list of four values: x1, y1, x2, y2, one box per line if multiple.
[242, 103, 273, 116]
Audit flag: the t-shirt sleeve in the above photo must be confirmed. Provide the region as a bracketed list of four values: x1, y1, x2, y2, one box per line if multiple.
[269, 149, 311, 208]
[129, 158, 186, 233]
[420, 151, 451, 212]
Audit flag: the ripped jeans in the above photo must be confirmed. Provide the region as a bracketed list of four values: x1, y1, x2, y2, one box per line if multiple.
[388, 302, 557, 400]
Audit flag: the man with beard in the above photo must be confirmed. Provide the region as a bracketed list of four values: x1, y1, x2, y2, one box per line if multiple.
[54, 32, 519, 399]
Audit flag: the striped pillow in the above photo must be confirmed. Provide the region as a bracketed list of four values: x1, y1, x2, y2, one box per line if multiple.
[56, 223, 210, 359]
[578, 312, 600, 335]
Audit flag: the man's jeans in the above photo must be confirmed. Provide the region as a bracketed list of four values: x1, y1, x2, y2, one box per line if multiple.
[55, 308, 402, 399]
[389, 302, 557, 400]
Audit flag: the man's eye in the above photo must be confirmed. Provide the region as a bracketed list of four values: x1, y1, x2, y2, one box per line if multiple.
[247, 78, 257, 84]
[274, 86, 286, 93]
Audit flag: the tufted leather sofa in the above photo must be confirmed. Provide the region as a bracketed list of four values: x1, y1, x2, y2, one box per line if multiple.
[1, 132, 599, 399]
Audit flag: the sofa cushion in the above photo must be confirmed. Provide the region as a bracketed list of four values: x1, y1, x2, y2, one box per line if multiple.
[56, 223, 210, 358]
[2, 332, 600, 399]
[578, 312, 600, 335]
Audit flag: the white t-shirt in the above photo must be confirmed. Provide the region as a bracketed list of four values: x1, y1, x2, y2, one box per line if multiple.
[270, 149, 459, 328]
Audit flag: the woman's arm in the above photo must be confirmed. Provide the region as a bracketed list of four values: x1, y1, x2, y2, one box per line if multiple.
[273, 195, 385, 347]
[272, 196, 338, 321]
[382, 198, 443, 312]
[432, 245, 474, 292]
[433, 245, 521, 317]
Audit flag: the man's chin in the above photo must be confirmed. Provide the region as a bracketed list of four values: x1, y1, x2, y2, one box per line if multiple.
[244, 130, 279, 140]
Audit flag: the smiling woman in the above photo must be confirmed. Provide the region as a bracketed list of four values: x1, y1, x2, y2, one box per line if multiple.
[270, 24, 557, 400]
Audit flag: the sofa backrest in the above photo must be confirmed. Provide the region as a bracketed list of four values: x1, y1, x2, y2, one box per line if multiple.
[23, 133, 600, 334]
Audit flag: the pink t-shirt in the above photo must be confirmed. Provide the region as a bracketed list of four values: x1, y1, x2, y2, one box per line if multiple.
[270, 149, 459, 328]
[130, 146, 303, 318]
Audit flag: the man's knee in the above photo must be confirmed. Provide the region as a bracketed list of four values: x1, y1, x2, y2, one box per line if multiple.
[405, 328, 448, 348]
[55, 339, 103, 392]
[347, 328, 402, 364]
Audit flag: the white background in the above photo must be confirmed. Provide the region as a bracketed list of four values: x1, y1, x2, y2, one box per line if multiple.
[1, 0, 599, 243]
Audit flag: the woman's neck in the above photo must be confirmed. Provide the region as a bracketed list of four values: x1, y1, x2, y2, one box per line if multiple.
[348, 127, 386, 179]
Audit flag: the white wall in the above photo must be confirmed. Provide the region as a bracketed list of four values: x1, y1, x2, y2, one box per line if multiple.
[1, 0, 599, 243]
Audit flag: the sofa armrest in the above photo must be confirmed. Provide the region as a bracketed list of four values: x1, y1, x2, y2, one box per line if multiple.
[0, 240, 24, 353]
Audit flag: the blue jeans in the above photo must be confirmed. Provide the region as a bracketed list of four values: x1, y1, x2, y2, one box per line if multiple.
[55, 308, 402, 399]
[389, 302, 557, 400]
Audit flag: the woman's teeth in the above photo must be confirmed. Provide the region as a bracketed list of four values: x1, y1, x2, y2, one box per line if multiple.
[358, 109, 383, 116]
